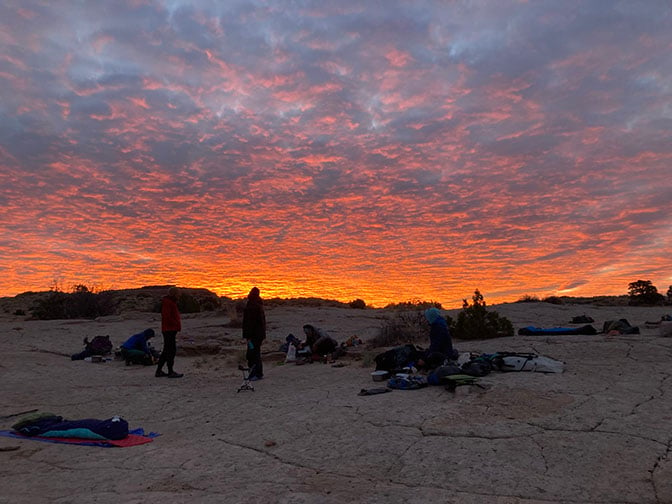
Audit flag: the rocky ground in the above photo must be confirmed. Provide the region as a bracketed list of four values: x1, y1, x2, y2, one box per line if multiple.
[1, 302, 672, 503]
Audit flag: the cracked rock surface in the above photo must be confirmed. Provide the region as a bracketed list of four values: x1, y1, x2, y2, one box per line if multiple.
[1, 302, 671, 503]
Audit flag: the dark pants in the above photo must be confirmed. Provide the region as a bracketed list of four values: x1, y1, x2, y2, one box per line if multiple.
[157, 331, 177, 373]
[423, 351, 447, 370]
[246, 340, 263, 378]
[121, 348, 153, 365]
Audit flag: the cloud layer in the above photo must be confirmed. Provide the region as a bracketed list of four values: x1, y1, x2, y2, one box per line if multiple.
[1, 0, 671, 306]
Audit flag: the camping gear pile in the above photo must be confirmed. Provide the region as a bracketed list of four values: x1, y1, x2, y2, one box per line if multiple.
[370, 345, 565, 393]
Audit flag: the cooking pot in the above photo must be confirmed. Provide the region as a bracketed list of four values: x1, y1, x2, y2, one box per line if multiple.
[371, 370, 390, 382]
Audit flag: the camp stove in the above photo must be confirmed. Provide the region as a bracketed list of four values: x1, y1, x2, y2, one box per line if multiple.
[237, 364, 255, 393]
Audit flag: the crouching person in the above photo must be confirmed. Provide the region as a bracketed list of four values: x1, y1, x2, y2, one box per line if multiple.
[120, 328, 156, 366]
[417, 308, 457, 370]
[303, 324, 339, 360]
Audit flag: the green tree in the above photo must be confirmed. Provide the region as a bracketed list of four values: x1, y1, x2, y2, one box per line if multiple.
[452, 289, 513, 340]
[628, 280, 664, 306]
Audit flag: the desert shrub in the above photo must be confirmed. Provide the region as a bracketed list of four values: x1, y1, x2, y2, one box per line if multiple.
[95, 291, 119, 315]
[349, 298, 367, 309]
[264, 297, 349, 308]
[359, 351, 377, 368]
[628, 280, 665, 306]
[199, 295, 221, 311]
[31, 284, 115, 320]
[178, 292, 201, 313]
[542, 296, 564, 305]
[14, 309, 26, 316]
[516, 294, 540, 303]
[384, 299, 442, 310]
[452, 290, 513, 340]
[31, 290, 68, 320]
[370, 310, 427, 348]
[67, 288, 99, 318]
[222, 301, 243, 328]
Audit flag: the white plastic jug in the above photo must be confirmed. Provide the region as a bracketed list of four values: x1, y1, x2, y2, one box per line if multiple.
[285, 343, 297, 362]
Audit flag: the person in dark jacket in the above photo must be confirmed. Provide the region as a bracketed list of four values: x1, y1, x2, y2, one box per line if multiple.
[242, 287, 266, 380]
[121, 328, 156, 365]
[418, 307, 456, 369]
[156, 287, 183, 378]
[302, 324, 338, 356]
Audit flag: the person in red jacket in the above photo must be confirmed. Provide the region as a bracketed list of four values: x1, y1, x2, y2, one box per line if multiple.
[156, 287, 183, 378]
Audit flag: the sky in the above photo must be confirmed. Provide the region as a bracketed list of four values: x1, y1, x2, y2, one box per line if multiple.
[1, 0, 671, 308]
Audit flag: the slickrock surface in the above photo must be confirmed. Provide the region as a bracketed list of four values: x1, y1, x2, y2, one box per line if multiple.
[1, 302, 671, 503]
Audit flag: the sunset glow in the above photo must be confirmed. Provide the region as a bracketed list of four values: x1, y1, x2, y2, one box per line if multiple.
[1, 1, 671, 307]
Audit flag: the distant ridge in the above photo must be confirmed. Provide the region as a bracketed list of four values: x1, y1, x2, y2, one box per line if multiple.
[514, 294, 631, 306]
[0, 285, 640, 319]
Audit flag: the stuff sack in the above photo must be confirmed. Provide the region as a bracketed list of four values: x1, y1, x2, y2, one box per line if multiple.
[427, 364, 462, 385]
[375, 344, 422, 372]
[461, 359, 492, 377]
[602, 319, 640, 335]
[84, 335, 113, 355]
[387, 375, 427, 390]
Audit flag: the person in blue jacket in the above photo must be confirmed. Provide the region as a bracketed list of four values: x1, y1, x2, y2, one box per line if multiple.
[417, 308, 457, 369]
[120, 328, 156, 366]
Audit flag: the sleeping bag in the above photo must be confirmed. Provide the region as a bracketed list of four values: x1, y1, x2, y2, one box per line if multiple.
[13, 413, 129, 440]
[518, 325, 597, 336]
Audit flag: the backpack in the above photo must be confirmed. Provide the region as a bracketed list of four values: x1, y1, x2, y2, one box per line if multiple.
[602, 319, 640, 335]
[427, 364, 462, 385]
[84, 335, 113, 355]
[375, 344, 422, 372]
[461, 359, 492, 377]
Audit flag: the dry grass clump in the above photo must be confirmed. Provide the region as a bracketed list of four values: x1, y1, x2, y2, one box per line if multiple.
[222, 300, 243, 328]
[369, 310, 427, 348]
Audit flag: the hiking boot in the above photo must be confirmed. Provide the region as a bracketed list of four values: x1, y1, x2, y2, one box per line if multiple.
[167, 371, 183, 378]
[155, 370, 168, 378]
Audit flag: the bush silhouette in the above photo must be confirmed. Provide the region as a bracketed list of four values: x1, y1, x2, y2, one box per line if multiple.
[628, 280, 664, 306]
[383, 299, 442, 310]
[452, 290, 513, 340]
[177, 292, 201, 313]
[516, 294, 540, 303]
[31, 284, 115, 320]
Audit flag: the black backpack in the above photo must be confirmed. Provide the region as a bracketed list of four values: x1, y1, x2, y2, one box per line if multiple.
[84, 335, 113, 355]
[374, 344, 422, 372]
[461, 359, 492, 377]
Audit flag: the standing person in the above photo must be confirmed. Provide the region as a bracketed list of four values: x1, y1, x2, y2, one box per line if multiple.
[156, 287, 183, 378]
[242, 287, 266, 381]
